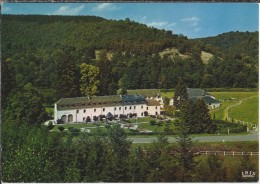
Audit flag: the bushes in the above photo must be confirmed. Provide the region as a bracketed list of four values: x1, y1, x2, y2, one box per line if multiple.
[68, 127, 80, 136]
[214, 120, 247, 134]
[149, 120, 156, 126]
[58, 126, 64, 132]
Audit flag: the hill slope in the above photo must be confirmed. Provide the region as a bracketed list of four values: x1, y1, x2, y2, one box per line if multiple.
[2, 15, 258, 106]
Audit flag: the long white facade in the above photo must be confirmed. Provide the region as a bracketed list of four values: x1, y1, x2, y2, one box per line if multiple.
[54, 95, 160, 124]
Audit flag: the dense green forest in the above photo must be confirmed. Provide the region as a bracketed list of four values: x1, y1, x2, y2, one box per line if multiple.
[2, 14, 258, 107]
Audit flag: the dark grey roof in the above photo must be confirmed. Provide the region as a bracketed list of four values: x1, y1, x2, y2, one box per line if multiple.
[122, 95, 146, 104]
[56, 95, 146, 110]
[187, 88, 206, 98]
[190, 96, 220, 105]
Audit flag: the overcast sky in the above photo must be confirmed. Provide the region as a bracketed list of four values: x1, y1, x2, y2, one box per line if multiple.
[2, 3, 259, 38]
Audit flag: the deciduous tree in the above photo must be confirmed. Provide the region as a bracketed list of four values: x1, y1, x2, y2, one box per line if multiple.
[80, 63, 100, 96]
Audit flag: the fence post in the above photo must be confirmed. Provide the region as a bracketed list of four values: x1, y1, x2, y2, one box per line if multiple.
[224, 151, 225, 156]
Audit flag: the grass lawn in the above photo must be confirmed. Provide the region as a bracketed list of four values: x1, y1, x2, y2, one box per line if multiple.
[209, 92, 258, 123]
[137, 121, 175, 132]
[128, 117, 154, 123]
[52, 122, 106, 131]
[210, 101, 233, 120]
[210, 91, 257, 101]
[229, 96, 258, 124]
[161, 91, 174, 98]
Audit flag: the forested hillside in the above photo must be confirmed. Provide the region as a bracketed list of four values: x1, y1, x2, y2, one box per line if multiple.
[2, 15, 258, 107]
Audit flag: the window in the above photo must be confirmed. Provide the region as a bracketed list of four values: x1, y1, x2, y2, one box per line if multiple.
[130, 106, 132, 110]
[147, 107, 149, 110]
[134, 106, 136, 109]
[103, 108, 105, 112]
[83, 117, 86, 121]
[155, 106, 157, 109]
[141, 106, 143, 109]
[114, 107, 117, 110]
[141, 112, 143, 116]
[76, 110, 79, 113]
[94, 109, 96, 112]
[84, 109, 86, 113]
[125, 107, 127, 110]
[119, 107, 121, 110]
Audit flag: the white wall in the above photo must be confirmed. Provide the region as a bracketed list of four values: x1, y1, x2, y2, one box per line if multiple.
[208, 103, 221, 109]
[147, 105, 160, 116]
[55, 103, 148, 123]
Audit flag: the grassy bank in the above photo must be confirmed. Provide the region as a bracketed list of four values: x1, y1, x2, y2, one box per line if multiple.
[210, 92, 258, 123]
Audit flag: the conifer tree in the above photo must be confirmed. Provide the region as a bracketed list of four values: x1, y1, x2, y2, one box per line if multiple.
[180, 100, 198, 133]
[55, 47, 80, 99]
[174, 78, 188, 109]
[174, 119, 196, 182]
[195, 99, 215, 133]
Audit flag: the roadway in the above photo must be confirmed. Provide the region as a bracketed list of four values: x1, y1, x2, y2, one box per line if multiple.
[130, 131, 259, 143]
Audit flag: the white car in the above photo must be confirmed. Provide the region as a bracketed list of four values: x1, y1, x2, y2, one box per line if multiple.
[44, 120, 57, 126]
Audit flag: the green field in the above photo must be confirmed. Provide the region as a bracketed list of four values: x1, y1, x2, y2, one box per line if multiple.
[229, 96, 258, 124]
[210, 92, 258, 124]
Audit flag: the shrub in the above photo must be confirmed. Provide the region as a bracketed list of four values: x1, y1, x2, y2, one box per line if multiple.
[214, 120, 247, 134]
[157, 121, 163, 126]
[150, 120, 156, 126]
[58, 126, 64, 132]
[46, 121, 55, 130]
[68, 127, 80, 136]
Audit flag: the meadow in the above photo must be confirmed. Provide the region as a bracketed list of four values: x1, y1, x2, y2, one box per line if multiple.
[229, 96, 258, 124]
[210, 92, 258, 124]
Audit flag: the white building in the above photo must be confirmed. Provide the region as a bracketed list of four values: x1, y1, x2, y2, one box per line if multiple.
[146, 99, 161, 116]
[54, 95, 160, 124]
